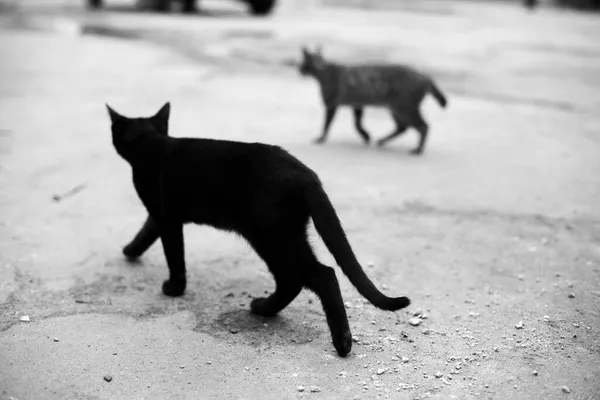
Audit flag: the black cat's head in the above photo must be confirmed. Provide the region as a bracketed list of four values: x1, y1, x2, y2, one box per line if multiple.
[106, 102, 170, 160]
[299, 46, 325, 77]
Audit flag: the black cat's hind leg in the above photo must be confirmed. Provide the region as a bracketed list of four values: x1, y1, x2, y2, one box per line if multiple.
[158, 221, 187, 297]
[410, 114, 430, 155]
[315, 105, 337, 144]
[305, 263, 352, 357]
[249, 235, 305, 317]
[123, 215, 160, 260]
[377, 108, 409, 147]
[251, 275, 303, 317]
[352, 107, 371, 144]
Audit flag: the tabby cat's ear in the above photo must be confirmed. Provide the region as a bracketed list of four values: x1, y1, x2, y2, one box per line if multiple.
[106, 104, 125, 124]
[151, 102, 171, 135]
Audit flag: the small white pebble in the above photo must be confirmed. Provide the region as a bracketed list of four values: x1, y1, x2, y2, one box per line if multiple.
[434, 372, 443, 378]
[19, 315, 30, 322]
[568, 293, 575, 299]
[53, 337, 59, 342]
[401, 357, 410, 363]
[310, 386, 321, 393]
[376, 368, 386, 375]
[515, 321, 524, 329]
[518, 274, 525, 281]
[561, 386, 571, 393]
[408, 317, 422, 327]
[297, 386, 304, 392]
[533, 370, 538, 376]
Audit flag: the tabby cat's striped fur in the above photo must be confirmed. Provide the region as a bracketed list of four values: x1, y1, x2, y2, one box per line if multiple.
[299, 47, 448, 155]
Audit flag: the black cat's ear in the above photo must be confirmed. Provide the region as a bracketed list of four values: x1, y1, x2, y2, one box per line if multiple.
[315, 45, 323, 56]
[151, 102, 171, 135]
[154, 102, 171, 121]
[106, 104, 125, 124]
[301, 46, 310, 57]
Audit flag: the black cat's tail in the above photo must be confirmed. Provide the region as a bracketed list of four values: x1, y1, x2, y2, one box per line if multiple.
[304, 181, 410, 312]
[428, 81, 448, 108]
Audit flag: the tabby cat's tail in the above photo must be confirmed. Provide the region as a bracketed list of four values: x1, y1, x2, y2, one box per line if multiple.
[304, 181, 410, 312]
[429, 82, 448, 108]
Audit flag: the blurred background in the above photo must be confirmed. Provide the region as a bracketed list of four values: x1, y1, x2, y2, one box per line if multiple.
[0, 1, 599, 399]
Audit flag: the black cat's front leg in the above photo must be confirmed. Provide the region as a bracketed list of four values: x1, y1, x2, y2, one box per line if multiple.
[315, 106, 337, 144]
[123, 215, 160, 260]
[158, 221, 187, 297]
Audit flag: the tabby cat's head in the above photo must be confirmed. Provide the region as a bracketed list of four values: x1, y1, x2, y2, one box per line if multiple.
[299, 46, 326, 77]
[106, 102, 170, 160]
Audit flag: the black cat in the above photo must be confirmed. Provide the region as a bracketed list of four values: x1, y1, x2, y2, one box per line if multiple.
[106, 102, 410, 356]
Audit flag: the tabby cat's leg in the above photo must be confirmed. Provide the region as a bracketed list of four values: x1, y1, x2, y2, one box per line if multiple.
[410, 115, 429, 155]
[352, 107, 371, 144]
[182, 0, 197, 13]
[305, 263, 352, 357]
[158, 221, 187, 297]
[315, 106, 337, 144]
[377, 109, 409, 147]
[123, 214, 160, 260]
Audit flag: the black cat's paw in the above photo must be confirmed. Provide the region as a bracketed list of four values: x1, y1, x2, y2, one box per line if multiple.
[410, 148, 424, 156]
[250, 297, 277, 317]
[314, 137, 326, 145]
[333, 330, 353, 357]
[123, 244, 142, 261]
[162, 277, 186, 297]
[376, 139, 386, 148]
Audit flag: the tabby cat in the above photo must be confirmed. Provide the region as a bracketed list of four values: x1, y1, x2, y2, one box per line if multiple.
[106, 103, 410, 356]
[299, 46, 448, 155]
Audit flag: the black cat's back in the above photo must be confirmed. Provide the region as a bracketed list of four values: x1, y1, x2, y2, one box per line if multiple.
[157, 138, 314, 230]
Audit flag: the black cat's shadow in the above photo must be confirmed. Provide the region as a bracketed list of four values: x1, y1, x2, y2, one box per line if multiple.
[196, 306, 326, 349]
[119, 256, 327, 349]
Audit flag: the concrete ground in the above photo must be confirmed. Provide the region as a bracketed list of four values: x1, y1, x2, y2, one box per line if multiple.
[0, 0, 599, 399]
